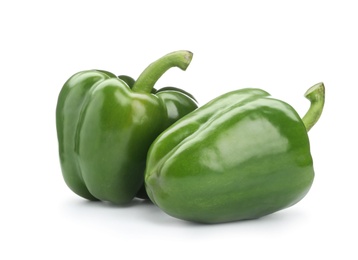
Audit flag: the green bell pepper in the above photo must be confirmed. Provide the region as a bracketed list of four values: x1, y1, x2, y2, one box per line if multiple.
[145, 83, 325, 223]
[56, 50, 198, 204]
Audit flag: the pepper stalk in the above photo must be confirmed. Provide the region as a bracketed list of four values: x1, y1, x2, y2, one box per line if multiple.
[302, 82, 325, 132]
[132, 50, 193, 93]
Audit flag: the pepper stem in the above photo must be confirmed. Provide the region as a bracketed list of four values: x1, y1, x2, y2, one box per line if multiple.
[302, 82, 325, 132]
[132, 50, 193, 93]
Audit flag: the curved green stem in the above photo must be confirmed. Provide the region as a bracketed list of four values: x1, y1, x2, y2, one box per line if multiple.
[302, 82, 325, 132]
[132, 50, 193, 93]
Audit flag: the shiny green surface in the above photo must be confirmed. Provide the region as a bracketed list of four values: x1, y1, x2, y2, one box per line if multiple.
[56, 51, 198, 204]
[145, 87, 320, 223]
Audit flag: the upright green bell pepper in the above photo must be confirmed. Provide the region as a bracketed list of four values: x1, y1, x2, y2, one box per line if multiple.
[56, 51, 198, 204]
[145, 83, 325, 223]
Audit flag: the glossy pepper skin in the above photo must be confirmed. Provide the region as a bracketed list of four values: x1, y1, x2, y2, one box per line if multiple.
[145, 83, 325, 223]
[56, 51, 198, 204]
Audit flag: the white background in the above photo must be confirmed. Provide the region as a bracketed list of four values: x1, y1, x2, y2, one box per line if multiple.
[1, 0, 357, 259]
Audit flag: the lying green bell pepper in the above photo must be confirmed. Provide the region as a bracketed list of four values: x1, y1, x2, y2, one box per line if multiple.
[56, 51, 198, 204]
[145, 83, 325, 223]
